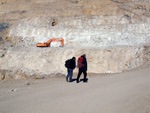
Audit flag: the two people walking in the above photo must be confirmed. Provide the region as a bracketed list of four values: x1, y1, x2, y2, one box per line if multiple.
[65, 54, 88, 83]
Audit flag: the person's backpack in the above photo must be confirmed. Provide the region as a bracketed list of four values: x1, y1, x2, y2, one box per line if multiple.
[65, 59, 71, 68]
[78, 57, 84, 68]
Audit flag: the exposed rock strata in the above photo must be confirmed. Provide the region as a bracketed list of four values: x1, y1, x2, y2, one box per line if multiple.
[0, 45, 149, 79]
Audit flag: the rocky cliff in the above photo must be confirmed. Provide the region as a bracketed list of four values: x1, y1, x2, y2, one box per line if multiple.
[0, 0, 150, 79]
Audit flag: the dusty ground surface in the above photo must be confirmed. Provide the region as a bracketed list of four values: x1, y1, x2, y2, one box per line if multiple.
[0, 66, 150, 113]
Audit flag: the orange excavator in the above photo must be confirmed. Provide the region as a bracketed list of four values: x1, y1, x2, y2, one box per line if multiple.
[36, 38, 64, 47]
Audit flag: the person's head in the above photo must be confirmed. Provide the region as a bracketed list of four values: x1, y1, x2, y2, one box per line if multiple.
[72, 57, 76, 60]
[81, 54, 86, 58]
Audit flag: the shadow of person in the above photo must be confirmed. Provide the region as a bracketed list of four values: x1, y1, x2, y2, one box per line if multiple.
[71, 79, 77, 82]
[70, 78, 88, 83]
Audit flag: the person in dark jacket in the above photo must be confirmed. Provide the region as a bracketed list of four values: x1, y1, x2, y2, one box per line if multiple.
[76, 54, 87, 83]
[66, 57, 76, 82]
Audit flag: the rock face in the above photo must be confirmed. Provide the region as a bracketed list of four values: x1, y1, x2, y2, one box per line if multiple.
[0, 0, 150, 78]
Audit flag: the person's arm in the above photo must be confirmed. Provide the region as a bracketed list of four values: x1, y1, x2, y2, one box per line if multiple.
[73, 61, 76, 69]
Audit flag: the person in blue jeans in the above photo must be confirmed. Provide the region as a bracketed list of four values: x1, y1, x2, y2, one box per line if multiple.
[66, 57, 76, 82]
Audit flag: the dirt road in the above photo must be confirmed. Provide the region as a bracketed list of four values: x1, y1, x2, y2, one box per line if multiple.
[0, 66, 150, 113]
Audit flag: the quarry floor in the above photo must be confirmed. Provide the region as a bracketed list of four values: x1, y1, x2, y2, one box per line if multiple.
[0, 66, 150, 113]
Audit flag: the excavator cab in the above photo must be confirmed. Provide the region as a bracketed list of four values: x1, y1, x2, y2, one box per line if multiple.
[36, 38, 64, 47]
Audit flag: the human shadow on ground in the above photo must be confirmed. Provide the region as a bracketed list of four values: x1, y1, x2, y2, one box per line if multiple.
[71, 78, 88, 83]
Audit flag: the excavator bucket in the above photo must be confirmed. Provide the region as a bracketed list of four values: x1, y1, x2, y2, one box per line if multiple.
[36, 38, 64, 47]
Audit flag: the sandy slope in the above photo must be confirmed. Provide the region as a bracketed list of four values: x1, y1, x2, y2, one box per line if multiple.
[0, 66, 150, 113]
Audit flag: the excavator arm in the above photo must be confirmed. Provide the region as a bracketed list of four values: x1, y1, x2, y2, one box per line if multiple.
[36, 38, 64, 47]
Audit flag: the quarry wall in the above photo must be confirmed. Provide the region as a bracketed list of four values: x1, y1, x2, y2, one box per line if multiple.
[0, 0, 150, 79]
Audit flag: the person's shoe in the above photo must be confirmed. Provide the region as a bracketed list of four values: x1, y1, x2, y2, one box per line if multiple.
[68, 79, 72, 82]
[83, 79, 88, 83]
[76, 80, 79, 83]
[66, 78, 68, 82]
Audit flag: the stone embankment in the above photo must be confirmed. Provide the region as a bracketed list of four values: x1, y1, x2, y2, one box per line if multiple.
[0, 0, 150, 79]
[1, 45, 150, 80]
